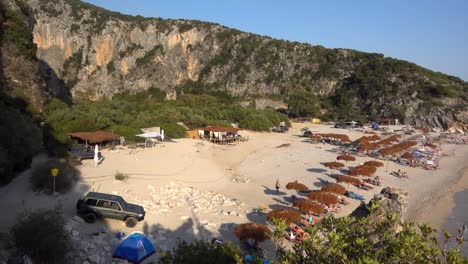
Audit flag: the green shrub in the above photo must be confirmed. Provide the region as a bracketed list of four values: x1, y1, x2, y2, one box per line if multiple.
[115, 171, 128, 181]
[0, 94, 42, 185]
[11, 207, 72, 264]
[158, 240, 242, 264]
[161, 123, 187, 138]
[29, 158, 78, 193]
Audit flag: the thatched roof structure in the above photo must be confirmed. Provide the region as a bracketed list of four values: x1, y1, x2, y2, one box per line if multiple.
[379, 141, 417, 156]
[337, 175, 362, 185]
[348, 165, 376, 177]
[321, 183, 346, 195]
[324, 161, 345, 169]
[234, 223, 271, 245]
[292, 199, 325, 215]
[363, 160, 384, 167]
[401, 152, 415, 160]
[69, 131, 120, 144]
[197, 126, 240, 132]
[337, 155, 356, 162]
[267, 209, 301, 225]
[286, 181, 309, 192]
[307, 191, 339, 205]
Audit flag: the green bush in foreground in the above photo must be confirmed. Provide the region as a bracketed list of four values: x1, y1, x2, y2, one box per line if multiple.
[158, 240, 242, 264]
[276, 215, 467, 264]
[11, 207, 72, 264]
[30, 158, 78, 193]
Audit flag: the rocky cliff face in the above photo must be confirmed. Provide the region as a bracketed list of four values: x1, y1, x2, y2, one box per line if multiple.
[18, 0, 468, 128]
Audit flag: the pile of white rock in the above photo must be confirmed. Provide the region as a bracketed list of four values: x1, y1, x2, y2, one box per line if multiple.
[66, 216, 129, 264]
[124, 182, 247, 217]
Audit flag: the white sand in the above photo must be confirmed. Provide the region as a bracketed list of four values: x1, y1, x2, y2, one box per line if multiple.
[0, 122, 467, 253]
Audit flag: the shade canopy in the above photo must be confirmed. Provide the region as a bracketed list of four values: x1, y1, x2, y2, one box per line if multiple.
[363, 160, 384, 167]
[234, 223, 271, 244]
[136, 132, 162, 138]
[113, 233, 155, 264]
[324, 161, 345, 169]
[69, 131, 120, 144]
[337, 155, 356, 162]
[307, 191, 339, 205]
[267, 209, 301, 225]
[336, 175, 362, 185]
[285, 181, 309, 192]
[292, 199, 325, 215]
[321, 184, 346, 195]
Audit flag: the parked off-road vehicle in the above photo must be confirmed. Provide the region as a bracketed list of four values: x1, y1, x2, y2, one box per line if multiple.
[76, 192, 145, 228]
[70, 147, 102, 161]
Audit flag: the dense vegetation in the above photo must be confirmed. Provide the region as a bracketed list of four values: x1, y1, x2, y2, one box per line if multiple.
[157, 215, 467, 264]
[11, 207, 72, 264]
[44, 88, 290, 144]
[0, 92, 42, 185]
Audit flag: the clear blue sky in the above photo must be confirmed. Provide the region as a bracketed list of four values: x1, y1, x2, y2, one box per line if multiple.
[84, 0, 468, 81]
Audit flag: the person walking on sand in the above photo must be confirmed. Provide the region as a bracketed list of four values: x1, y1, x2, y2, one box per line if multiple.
[275, 180, 280, 194]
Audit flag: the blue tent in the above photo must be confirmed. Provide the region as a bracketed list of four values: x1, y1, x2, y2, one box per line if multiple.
[113, 233, 155, 264]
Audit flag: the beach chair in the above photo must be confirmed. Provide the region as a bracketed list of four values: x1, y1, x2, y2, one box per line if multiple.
[346, 191, 365, 201]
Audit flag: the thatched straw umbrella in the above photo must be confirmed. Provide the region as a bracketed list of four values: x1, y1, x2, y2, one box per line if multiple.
[336, 175, 362, 185]
[307, 191, 339, 205]
[401, 152, 414, 160]
[321, 183, 346, 195]
[292, 199, 325, 216]
[363, 160, 384, 167]
[324, 161, 345, 176]
[267, 209, 301, 225]
[348, 165, 376, 177]
[286, 181, 309, 192]
[234, 223, 271, 249]
[337, 155, 356, 165]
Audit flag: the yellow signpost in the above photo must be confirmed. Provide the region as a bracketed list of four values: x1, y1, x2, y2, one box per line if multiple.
[51, 168, 59, 194]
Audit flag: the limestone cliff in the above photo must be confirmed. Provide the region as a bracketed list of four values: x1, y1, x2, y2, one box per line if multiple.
[22, 0, 468, 128]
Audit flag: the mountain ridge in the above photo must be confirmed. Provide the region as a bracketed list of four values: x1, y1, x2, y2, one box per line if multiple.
[5, 0, 468, 129]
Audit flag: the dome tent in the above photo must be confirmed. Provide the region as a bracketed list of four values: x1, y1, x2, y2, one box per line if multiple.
[113, 233, 155, 264]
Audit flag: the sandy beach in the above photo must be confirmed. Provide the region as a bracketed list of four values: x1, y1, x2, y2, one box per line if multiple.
[0, 122, 467, 261]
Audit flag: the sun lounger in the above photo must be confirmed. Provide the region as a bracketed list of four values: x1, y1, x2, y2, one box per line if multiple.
[346, 191, 365, 201]
[301, 218, 321, 228]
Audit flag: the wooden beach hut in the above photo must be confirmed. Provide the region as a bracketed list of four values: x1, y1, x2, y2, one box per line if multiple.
[197, 126, 241, 145]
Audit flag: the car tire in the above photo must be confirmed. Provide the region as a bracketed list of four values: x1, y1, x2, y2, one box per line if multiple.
[125, 217, 138, 228]
[84, 212, 97, 223]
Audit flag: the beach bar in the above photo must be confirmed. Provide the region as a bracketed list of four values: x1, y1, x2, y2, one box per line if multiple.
[69, 130, 121, 146]
[197, 126, 241, 145]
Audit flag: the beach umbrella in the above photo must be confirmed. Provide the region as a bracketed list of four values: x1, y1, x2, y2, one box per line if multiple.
[234, 223, 271, 249]
[324, 161, 345, 177]
[113, 233, 155, 264]
[321, 183, 346, 195]
[348, 165, 376, 177]
[324, 161, 345, 169]
[401, 152, 414, 160]
[292, 199, 325, 215]
[267, 209, 301, 225]
[363, 161, 384, 167]
[337, 155, 356, 162]
[307, 191, 339, 206]
[286, 181, 309, 192]
[336, 175, 362, 185]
